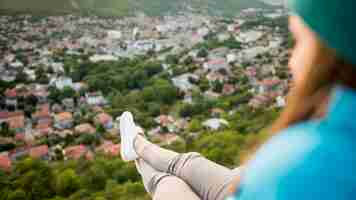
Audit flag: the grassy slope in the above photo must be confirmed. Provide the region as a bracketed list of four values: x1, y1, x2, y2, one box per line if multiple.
[0, 0, 271, 16]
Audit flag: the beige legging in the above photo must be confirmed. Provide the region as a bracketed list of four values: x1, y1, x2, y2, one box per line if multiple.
[134, 135, 241, 200]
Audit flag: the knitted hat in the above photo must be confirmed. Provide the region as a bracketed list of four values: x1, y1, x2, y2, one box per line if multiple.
[289, 0, 356, 64]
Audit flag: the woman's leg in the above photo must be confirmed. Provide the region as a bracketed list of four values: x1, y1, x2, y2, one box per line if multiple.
[134, 135, 242, 200]
[135, 159, 201, 200]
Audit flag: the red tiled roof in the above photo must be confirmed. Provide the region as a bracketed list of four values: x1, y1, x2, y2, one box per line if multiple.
[260, 79, 281, 87]
[32, 104, 51, 119]
[95, 113, 112, 125]
[222, 84, 236, 95]
[0, 154, 11, 171]
[96, 141, 120, 156]
[56, 112, 73, 121]
[35, 122, 52, 135]
[7, 114, 25, 130]
[75, 123, 96, 134]
[64, 145, 91, 160]
[0, 111, 24, 120]
[0, 112, 8, 119]
[4, 88, 17, 98]
[15, 133, 25, 141]
[206, 59, 226, 65]
[29, 145, 49, 159]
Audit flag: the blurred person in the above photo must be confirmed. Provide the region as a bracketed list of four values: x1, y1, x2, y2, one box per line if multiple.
[119, 0, 356, 199]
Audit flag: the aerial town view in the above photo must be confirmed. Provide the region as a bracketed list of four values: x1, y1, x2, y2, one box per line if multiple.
[0, 0, 301, 199]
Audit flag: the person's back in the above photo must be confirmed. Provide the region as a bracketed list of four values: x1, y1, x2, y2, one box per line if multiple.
[237, 87, 356, 199]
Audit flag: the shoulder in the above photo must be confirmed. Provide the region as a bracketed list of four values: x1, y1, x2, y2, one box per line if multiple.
[237, 121, 356, 200]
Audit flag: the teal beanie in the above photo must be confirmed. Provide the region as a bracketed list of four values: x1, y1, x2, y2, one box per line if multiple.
[289, 0, 356, 64]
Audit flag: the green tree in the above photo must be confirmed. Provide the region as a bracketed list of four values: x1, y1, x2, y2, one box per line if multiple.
[56, 169, 81, 197]
[144, 62, 163, 76]
[183, 56, 194, 65]
[13, 158, 55, 200]
[35, 67, 49, 84]
[193, 131, 244, 166]
[7, 189, 27, 200]
[0, 122, 15, 137]
[61, 86, 76, 99]
[81, 165, 108, 191]
[165, 55, 179, 65]
[197, 48, 208, 58]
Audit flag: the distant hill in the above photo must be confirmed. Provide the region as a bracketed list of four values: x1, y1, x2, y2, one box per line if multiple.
[0, 0, 275, 16]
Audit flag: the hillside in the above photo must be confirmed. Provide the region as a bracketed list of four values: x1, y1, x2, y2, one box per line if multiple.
[0, 0, 273, 16]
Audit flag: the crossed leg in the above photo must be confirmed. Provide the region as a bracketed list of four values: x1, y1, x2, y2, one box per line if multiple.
[136, 159, 201, 200]
[134, 135, 241, 200]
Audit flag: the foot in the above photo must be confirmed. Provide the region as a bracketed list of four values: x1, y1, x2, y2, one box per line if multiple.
[120, 111, 139, 161]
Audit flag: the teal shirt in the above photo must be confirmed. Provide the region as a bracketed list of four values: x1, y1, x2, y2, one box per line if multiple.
[233, 86, 356, 200]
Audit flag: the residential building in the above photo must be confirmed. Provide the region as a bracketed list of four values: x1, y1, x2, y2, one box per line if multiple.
[62, 98, 75, 111]
[95, 113, 113, 130]
[202, 118, 229, 130]
[227, 53, 237, 63]
[203, 59, 230, 72]
[0, 111, 25, 133]
[50, 77, 73, 90]
[85, 92, 107, 106]
[276, 96, 286, 107]
[96, 141, 120, 156]
[236, 30, 264, 43]
[74, 123, 96, 135]
[54, 112, 73, 130]
[4, 88, 17, 108]
[0, 153, 11, 171]
[222, 84, 236, 95]
[29, 145, 49, 160]
[249, 94, 273, 108]
[32, 104, 51, 123]
[171, 73, 199, 92]
[64, 145, 93, 160]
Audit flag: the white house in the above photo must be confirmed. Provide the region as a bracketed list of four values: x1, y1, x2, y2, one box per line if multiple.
[10, 61, 24, 68]
[276, 96, 286, 107]
[227, 53, 237, 63]
[73, 82, 86, 92]
[197, 27, 209, 37]
[89, 54, 118, 63]
[133, 40, 155, 51]
[107, 30, 122, 40]
[51, 62, 64, 73]
[236, 30, 264, 43]
[50, 77, 73, 90]
[133, 27, 140, 39]
[217, 33, 230, 42]
[172, 73, 199, 92]
[202, 118, 229, 130]
[237, 46, 268, 61]
[85, 92, 107, 106]
[227, 24, 236, 32]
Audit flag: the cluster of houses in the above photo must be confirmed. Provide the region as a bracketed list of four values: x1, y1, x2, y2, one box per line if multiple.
[0, 77, 122, 171]
[0, 8, 291, 171]
[168, 15, 289, 109]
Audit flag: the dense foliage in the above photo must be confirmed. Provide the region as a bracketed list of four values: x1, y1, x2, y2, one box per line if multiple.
[0, 117, 277, 200]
